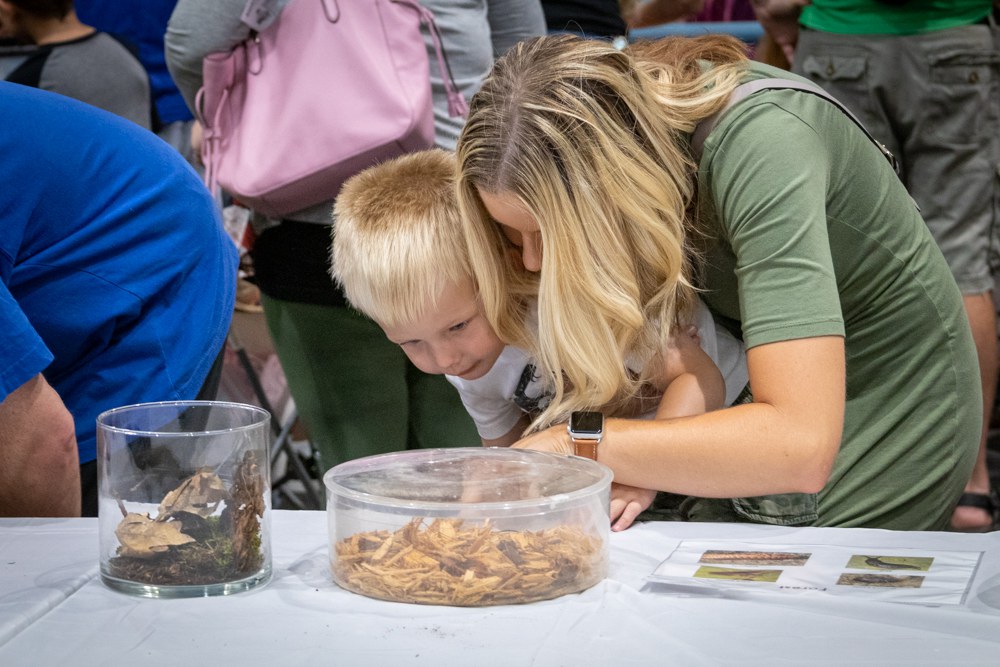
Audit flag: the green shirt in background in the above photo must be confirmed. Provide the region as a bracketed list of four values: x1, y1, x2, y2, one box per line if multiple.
[800, 0, 991, 35]
[695, 63, 980, 530]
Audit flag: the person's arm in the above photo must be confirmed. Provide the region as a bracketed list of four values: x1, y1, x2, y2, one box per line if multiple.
[652, 324, 726, 419]
[625, 0, 707, 29]
[164, 0, 272, 115]
[0, 373, 80, 516]
[487, 0, 547, 57]
[609, 324, 726, 530]
[481, 412, 532, 447]
[750, 0, 810, 65]
[516, 335, 845, 498]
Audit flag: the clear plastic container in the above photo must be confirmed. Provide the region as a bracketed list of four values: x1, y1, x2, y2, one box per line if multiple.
[97, 401, 272, 598]
[324, 447, 612, 606]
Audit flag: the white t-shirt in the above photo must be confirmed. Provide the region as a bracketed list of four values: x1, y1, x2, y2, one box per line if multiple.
[446, 299, 749, 440]
[446, 346, 544, 440]
[692, 298, 749, 407]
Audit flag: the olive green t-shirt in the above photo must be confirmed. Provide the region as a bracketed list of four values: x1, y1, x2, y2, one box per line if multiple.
[695, 63, 980, 530]
[799, 0, 991, 35]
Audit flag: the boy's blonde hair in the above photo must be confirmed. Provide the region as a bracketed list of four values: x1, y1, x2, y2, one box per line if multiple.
[330, 149, 474, 327]
[456, 34, 748, 431]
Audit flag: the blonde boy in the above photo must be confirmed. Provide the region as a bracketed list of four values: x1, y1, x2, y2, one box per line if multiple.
[332, 149, 538, 446]
[330, 149, 748, 529]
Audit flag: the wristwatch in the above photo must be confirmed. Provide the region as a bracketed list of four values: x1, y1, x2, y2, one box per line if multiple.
[568, 411, 604, 460]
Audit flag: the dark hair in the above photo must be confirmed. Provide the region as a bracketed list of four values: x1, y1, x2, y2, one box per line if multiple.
[8, 1, 75, 20]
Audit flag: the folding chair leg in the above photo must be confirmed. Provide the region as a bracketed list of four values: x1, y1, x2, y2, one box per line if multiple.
[228, 331, 324, 510]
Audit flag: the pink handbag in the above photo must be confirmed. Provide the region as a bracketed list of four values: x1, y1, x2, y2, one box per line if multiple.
[196, 0, 466, 218]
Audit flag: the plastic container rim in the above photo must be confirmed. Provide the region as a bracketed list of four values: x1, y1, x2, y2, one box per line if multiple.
[324, 447, 613, 513]
[96, 400, 271, 438]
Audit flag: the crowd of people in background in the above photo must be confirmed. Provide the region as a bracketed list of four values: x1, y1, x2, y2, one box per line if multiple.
[0, 0, 996, 534]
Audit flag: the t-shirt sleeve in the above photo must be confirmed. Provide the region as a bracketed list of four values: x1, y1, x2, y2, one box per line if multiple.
[446, 374, 526, 440]
[0, 281, 53, 401]
[445, 346, 534, 440]
[702, 99, 845, 349]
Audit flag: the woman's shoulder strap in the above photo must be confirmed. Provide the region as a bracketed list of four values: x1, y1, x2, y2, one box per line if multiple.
[691, 77, 899, 175]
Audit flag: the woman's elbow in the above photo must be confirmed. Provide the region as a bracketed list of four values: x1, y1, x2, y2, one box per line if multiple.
[794, 432, 841, 494]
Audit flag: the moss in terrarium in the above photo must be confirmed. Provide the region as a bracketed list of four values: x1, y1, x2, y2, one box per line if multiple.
[107, 453, 265, 586]
[108, 515, 261, 585]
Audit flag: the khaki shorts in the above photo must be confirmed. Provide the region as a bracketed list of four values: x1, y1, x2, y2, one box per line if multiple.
[794, 22, 1000, 294]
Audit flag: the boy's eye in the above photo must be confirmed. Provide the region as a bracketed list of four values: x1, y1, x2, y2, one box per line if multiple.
[449, 320, 469, 333]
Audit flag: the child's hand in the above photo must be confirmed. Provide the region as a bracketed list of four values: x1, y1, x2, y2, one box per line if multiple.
[659, 324, 703, 384]
[610, 482, 657, 531]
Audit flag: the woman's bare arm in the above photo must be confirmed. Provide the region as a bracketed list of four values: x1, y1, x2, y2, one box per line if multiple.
[516, 336, 845, 499]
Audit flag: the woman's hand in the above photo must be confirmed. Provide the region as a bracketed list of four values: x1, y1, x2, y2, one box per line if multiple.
[514, 423, 657, 532]
[610, 483, 656, 531]
[512, 422, 574, 456]
[751, 0, 810, 65]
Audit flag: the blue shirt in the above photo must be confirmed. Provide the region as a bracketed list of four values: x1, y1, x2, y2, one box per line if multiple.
[75, 0, 194, 124]
[0, 83, 237, 463]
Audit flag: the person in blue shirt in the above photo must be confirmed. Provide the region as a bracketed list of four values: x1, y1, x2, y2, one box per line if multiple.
[74, 0, 198, 164]
[0, 82, 238, 517]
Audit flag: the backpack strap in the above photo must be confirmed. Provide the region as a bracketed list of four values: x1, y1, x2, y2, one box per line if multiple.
[691, 77, 900, 175]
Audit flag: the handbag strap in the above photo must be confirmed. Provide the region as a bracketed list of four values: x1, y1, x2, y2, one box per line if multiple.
[408, 0, 469, 117]
[691, 77, 899, 175]
[238, 0, 467, 117]
[199, 85, 231, 198]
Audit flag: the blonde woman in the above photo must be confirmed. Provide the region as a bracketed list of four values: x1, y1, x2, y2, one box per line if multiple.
[455, 34, 980, 530]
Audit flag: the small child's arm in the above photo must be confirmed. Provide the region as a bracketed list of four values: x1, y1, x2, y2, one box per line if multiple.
[481, 412, 532, 447]
[610, 325, 727, 531]
[653, 324, 726, 419]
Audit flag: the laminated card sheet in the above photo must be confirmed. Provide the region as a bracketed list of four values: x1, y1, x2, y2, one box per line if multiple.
[648, 541, 983, 606]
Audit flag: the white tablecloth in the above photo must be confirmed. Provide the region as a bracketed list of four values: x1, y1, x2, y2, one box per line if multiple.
[2, 511, 999, 665]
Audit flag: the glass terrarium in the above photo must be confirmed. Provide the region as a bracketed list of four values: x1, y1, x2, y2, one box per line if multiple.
[97, 401, 272, 598]
[325, 447, 613, 606]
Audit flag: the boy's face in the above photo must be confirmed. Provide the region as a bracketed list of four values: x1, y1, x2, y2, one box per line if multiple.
[380, 278, 505, 381]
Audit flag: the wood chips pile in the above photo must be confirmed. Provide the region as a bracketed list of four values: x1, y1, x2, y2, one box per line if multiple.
[333, 517, 605, 606]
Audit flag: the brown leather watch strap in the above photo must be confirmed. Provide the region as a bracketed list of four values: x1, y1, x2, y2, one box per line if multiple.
[572, 438, 599, 460]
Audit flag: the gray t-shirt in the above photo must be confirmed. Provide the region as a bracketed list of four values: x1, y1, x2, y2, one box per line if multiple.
[165, 0, 546, 222]
[5, 32, 152, 130]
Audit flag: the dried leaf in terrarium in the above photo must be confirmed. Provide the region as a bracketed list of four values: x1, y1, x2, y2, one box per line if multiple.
[115, 512, 196, 559]
[157, 471, 229, 518]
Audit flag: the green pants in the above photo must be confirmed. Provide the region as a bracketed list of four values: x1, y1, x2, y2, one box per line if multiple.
[261, 295, 480, 473]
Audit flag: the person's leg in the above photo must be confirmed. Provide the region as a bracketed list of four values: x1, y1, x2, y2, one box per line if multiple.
[260, 294, 413, 471]
[79, 460, 98, 518]
[406, 361, 480, 450]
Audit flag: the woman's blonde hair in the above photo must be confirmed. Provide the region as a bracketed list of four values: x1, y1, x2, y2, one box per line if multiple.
[456, 34, 748, 431]
[331, 149, 474, 327]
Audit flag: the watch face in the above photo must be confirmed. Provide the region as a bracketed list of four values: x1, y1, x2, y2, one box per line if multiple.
[571, 411, 604, 436]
